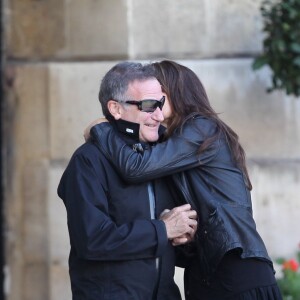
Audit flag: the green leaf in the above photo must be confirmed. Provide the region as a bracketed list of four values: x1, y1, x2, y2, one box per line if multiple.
[293, 57, 300, 67]
[255, 0, 300, 97]
[276, 258, 285, 264]
[275, 40, 286, 52]
[282, 23, 291, 31]
[291, 43, 300, 53]
[252, 56, 268, 70]
[286, 82, 294, 94]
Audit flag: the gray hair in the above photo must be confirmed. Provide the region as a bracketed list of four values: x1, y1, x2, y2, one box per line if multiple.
[98, 61, 156, 120]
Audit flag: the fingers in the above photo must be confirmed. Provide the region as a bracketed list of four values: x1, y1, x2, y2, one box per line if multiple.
[172, 231, 195, 246]
[161, 209, 198, 240]
[187, 210, 197, 219]
[168, 204, 197, 220]
[172, 236, 188, 246]
[163, 204, 198, 245]
[171, 204, 191, 212]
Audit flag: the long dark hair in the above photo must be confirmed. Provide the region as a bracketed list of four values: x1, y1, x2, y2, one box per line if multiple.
[152, 60, 252, 190]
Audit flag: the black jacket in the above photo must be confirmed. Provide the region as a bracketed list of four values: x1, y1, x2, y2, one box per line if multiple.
[57, 120, 181, 300]
[90, 116, 273, 279]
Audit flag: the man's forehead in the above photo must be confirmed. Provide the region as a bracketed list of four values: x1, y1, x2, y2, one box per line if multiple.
[127, 78, 162, 99]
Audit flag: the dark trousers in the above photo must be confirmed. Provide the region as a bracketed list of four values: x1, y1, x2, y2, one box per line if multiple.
[184, 250, 283, 300]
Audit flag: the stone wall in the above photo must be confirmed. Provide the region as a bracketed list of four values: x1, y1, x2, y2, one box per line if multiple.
[6, 0, 264, 60]
[2, 1, 299, 300]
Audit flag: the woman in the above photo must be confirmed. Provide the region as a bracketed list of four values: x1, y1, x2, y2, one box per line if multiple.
[90, 60, 282, 299]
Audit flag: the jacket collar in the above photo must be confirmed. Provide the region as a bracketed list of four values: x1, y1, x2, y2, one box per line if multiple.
[111, 119, 166, 151]
[113, 119, 140, 142]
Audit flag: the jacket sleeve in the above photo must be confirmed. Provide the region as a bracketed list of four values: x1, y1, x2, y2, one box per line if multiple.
[57, 148, 168, 261]
[90, 117, 220, 183]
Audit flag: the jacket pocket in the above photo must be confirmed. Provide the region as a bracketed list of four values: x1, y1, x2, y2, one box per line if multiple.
[196, 208, 229, 276]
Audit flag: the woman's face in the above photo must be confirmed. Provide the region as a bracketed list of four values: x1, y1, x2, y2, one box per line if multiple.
[162, 94, 172, 127]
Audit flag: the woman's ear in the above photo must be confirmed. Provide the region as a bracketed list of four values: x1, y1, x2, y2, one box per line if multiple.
[107, 100, 122, 120]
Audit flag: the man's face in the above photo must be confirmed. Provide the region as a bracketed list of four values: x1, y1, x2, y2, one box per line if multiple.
[118, 78, 165, 143]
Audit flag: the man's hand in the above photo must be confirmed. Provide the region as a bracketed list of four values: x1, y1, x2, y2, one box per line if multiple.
[159, 204, 197, 242]
[83, 118, 108, 141]
[171, 223, 197, 246]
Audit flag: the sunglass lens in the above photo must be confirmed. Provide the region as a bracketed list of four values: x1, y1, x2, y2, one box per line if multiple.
[141, 100, 157, 112]
[141, 97, 165, 112]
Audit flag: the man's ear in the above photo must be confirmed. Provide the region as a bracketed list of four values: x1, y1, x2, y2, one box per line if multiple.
[107, 100, 122, 120]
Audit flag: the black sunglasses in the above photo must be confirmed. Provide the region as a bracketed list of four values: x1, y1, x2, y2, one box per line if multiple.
[114, 96, 165, 113]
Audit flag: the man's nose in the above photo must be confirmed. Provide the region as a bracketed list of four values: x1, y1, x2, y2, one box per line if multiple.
[151, 107, 164, 122]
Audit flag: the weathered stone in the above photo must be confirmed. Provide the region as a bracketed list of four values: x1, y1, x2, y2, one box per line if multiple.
[49, 264, 71, 300]
[23, 262, 49, 300]
[62, 0, 128, 58]
[249, 161, 300, 258]
[22, 160, 49, 261]
[130, 0, 264, 59]
[49, 62, 111, 159]
[48, 165, 71, 300]
[6, 0, 65, 59]
[6, 0, 128, 60]
[3, 63, 51, 300]
[182, 59, 300, 159]
[7, 64, 50, 160]
[6, 0, 266, 60]
[48, 166, 69, 263]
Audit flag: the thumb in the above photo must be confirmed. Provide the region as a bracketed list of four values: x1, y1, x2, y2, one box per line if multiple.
[159, 209, 170, 219]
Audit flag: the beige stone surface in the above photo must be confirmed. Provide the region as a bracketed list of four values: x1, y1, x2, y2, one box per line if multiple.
[9, 64, 50, 160]
[3, 63, 51, 300]
[250, 162, 300, 259]
[182, 59, 300, 159]
[48, 165, 69, 263]
[5, 0, 128, 60]
[22, 160, 49, 262]
[48, 165, 71, 300]
[20, 160, 50, 300]
[48, 62, 114, 160]
[175, 267, 185, 299]
[23, 263, 49, 300]
[49, 264, 71, 300]
[6, 0, 265, 60]
[6, 0, 65, 59]
[130, 0, 264, 59]
[62, 0, 128, 58]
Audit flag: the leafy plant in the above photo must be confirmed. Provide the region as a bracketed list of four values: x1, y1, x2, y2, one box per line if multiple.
[276, 244, 300, 300]
[252, 0, 300, 97]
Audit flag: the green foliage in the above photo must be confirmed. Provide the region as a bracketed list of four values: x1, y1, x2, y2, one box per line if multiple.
[253, 0, 300, 97]
[276, 244, 300, 300]
[277, 270, 300, 300]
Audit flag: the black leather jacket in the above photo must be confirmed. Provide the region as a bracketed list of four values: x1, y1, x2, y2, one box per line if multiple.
[90, 116, 273, 278]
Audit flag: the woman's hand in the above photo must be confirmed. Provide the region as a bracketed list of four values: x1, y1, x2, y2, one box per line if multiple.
[83, 118, 108, 141]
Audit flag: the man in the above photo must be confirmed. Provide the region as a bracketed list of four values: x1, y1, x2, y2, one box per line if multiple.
[57, 62, 197, 300]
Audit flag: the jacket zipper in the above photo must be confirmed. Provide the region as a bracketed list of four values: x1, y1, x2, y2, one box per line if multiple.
[147, 183, 160, 298]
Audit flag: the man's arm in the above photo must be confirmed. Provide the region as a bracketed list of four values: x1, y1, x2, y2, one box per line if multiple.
[57, 146, 196, 261]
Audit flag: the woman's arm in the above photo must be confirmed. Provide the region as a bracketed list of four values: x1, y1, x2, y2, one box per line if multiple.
[83, 117, 108, 141]
[90, 117, 220, 183]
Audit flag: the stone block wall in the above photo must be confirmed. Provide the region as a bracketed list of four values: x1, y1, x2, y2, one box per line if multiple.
[6, 0, 264, 60]
[2, 0, 299, 299]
